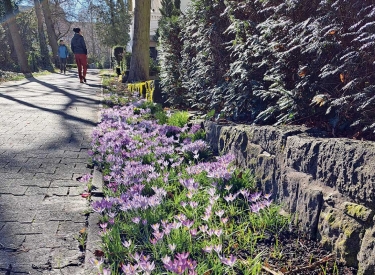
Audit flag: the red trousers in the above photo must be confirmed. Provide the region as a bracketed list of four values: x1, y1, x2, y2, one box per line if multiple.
[74, 54, 87, 81]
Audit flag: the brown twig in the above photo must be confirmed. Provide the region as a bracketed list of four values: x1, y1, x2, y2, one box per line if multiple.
[284, 253, 335, 274]
[262, 265, 284, 275]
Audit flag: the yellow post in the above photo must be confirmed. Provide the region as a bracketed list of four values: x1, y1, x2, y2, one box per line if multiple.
[127, 81, 154, 102]
[145, 80, 155, 102]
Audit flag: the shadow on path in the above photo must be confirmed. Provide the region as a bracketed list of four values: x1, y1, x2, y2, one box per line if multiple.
[0, 74, 102, 127]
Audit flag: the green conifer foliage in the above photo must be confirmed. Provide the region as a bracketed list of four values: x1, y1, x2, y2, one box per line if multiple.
[157, 0, 186, 106]
[180, 0, 232, 113]
[159, 0, 375, 139]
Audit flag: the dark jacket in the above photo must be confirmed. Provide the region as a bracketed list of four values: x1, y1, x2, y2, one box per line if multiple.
[71, 33, 87, 55]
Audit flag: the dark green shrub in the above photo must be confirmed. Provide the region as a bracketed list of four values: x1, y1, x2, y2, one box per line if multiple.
[157, 1, 187, 107]
[159, 0, 375, 140]
[179, 0, 232, 113]
[154, 111, 168, 124]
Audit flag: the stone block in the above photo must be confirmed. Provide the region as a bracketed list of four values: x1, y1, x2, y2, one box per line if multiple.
[357, 224, 375, 275]
[319, 205, 363, 267]
[47, 187, 69, 196]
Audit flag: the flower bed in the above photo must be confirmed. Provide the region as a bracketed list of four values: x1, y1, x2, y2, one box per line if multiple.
[0, 70, 26, 82]
[83, 99, 289, 275]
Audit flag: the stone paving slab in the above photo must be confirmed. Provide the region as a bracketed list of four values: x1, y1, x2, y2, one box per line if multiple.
[0, 70, 102, 274]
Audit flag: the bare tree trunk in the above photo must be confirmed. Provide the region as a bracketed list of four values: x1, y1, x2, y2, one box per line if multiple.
[41, 0, 58, 62]
[128, 0, 151, 82]
[3, 0, 31, 73]
[88, 4, 96, 59]
[34, 0, 53, 71]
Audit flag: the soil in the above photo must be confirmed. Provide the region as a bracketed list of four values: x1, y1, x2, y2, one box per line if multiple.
[256, 228, 357, 275]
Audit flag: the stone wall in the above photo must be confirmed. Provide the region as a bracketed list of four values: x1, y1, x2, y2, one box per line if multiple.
[203, 121, 375, 275]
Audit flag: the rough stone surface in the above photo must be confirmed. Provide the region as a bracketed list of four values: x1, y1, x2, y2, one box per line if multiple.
[0, 70, 102, 274]
[318, 205, 362, 267]
[357, 223, 375, 275]
[204, 121, 375, 274]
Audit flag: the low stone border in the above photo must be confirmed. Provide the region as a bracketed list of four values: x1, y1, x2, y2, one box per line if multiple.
[83, 168, 104, 274]
[204, 121, 375, 275]
[83, 75, 105, 274]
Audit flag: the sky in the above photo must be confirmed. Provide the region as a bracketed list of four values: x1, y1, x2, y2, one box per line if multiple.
[15, 0, 84, 21]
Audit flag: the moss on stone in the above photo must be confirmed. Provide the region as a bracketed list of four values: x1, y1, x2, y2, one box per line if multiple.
[344, 202, 373, 222]
[323, 211, 336, 226]
[249, 158, 257, 166]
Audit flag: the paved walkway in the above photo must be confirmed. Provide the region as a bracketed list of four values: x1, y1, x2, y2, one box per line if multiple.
[0, 70, 102, 275]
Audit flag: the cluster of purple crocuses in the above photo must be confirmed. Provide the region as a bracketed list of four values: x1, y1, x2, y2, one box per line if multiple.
[83, 100, 275, 274]
[162, 252, 197, 275]
[121, 253, 156, 275]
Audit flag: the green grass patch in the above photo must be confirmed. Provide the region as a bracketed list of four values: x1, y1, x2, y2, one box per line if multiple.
[168, 111, 190, 127]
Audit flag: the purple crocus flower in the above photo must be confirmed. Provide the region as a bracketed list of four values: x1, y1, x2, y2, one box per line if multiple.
[202, 245, 213, 253]
[214, 229, 223, 238]
[251, 203, 261, 213]
[152, 231, 164, 240]
[215, 210, 225, 218]
[79, 173, 93, 183]
[164, 252, 197, 275]
[149, 238, 158, 245]
[168, 243, 176, 253]
[189, 201, 198, 208]
[221, 255, 237, 267]
[224, 193, 238, 202]
[189, 124, 201, 134]
[182, 219, 194, 229]
[99, 223, 108, 230]
[122, 239, 132, 248]
[139, 260, 155, 275]
[249, 191, 262, 202]
[121, 263, 139, 275]
[175, 213, 187, 222]
[221, 217, 229, 224]
[151, 223, 160, 231]
[190, 228, 198, 237]
[214, 244, 222, 254]
[199, 225, 208, 233]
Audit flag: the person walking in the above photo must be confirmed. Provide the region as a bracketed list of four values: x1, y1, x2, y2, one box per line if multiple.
[70, 28, 88, 83]
[58, 39, 69, 74]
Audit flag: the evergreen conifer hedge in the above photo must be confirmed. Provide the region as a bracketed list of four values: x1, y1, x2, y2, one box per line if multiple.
[157, 0, 375, 140]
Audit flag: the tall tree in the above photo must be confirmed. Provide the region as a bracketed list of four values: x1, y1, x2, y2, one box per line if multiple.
[49, 1, 72, 40]
[4, 26, 18, 66]
[3, 0, 31, 73]
[128, 0, 151, 82]
[34, 0, 53, 70]
[41, 0, 58, 60]
[93, 0, 131, 47]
